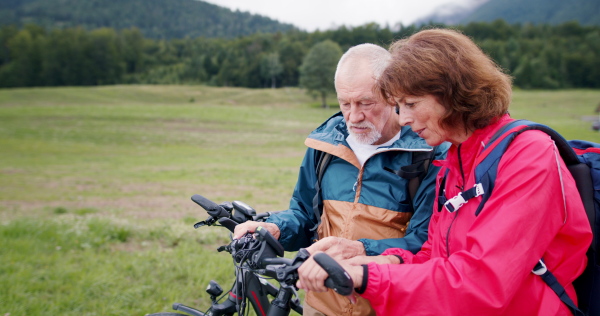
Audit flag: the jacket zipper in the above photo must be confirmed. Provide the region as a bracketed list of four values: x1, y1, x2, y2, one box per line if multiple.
[446, 211, 459, 257]
[446, 144, 466, 257]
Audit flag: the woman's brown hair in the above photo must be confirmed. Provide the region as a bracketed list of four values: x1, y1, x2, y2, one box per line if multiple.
[377, 28, 512, 132]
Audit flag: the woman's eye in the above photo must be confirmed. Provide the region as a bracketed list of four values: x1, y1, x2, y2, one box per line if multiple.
[405, 102, 415, 108]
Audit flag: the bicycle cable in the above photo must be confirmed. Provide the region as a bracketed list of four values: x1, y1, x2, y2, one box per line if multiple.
[232, 240, 260, 316]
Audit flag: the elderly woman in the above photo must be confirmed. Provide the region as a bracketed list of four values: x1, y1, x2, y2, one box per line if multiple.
[297, 29, 592, 315]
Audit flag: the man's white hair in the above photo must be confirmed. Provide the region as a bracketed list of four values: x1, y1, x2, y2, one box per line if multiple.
[334, 43, 391, 82]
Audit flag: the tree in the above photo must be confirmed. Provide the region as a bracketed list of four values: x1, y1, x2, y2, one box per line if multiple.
[260, 52, 283, 88]
[277, 38, 306, 86]
[299, 40, 342, 108]
[4, 27, 44, 87]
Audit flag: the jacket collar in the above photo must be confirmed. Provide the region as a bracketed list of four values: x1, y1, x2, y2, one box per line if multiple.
[308, 111, 433, 151]
[439, 114, 513, 173]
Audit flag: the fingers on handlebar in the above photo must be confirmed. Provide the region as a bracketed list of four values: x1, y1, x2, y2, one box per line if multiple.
[297, 255, 330, 293]
[233, 222, 281, 240]
[233, 221, 257, 239]
[312, 252, 354, 296]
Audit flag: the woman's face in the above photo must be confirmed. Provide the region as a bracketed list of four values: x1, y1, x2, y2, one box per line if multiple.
[395, 94, 458, 146]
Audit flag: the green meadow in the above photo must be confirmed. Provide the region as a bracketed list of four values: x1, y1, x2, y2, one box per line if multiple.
[1, 85, 599, 315]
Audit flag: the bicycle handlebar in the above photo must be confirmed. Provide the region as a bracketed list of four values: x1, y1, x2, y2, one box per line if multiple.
[313, 252, 354, 296]
[192, 194, 356, 299]
[217, 217, 237, 232]
[191, 194, 230, 218]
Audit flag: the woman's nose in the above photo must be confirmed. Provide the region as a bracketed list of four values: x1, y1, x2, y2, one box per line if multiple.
[398, 107, 412, 126]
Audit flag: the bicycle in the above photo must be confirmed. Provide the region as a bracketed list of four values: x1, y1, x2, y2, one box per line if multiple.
[146, 194, 353, 316]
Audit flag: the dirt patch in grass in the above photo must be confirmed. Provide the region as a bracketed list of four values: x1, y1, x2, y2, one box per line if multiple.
[0, 180, 289, 222]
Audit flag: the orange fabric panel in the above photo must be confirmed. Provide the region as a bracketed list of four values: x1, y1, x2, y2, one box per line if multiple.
[318, 200, 411, 241]
[305, 138, 360, 169]
[309, 200, 412, 315]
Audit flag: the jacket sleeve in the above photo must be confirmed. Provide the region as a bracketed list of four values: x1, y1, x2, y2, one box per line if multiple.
[360, 131, 586, 314]
[360, 142, 450, 255]
[381, 203, 441, 264]
[266, 148, 320, 251]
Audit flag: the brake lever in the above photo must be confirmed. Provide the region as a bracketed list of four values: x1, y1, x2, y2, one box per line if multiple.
[217, 245, 230, 253]
[263, 248, 311, 287]
[194, 216, 217, 229]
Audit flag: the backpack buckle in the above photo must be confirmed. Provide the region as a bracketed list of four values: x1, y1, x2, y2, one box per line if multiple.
[444, 183, 485, 213]
[444, 192, 467, 212]
[473, 183, 484, 196]
[532, 259, 547, 276]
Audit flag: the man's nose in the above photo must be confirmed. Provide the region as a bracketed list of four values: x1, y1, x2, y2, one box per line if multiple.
[348, 105, 365, 123]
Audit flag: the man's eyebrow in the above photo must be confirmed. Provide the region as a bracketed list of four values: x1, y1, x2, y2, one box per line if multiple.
[338, 96, 376, 103]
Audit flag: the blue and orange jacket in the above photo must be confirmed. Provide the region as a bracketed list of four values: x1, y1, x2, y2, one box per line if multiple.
[267, 111, 448, 315]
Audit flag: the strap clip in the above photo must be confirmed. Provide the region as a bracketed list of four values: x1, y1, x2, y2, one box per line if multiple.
[444, 183, 485, 213]
[532, 259, 547, 276]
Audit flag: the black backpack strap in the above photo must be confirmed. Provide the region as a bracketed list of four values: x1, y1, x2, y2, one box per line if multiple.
[533, 260, 586, 316]
[407, 151, 434, 202]
[386, 150, 435, 210]
[310, 150, 332, 243]
[437, 168, 449, 212]
[311, 149, 434, 242]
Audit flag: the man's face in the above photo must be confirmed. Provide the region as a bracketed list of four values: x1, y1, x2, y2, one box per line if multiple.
[336, 60, 398, 145]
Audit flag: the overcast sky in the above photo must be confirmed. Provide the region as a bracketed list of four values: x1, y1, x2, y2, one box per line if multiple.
[204, 0, 471, 31]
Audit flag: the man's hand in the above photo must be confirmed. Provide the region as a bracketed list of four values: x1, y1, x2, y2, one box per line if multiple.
[232, 221, 281, 240]
[305, 236, 366, 260]
[345, 254, 401, 266]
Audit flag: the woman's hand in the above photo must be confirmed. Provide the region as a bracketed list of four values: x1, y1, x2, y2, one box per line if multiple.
[296, 253, 400, 293]
[297, 251, 365, 292]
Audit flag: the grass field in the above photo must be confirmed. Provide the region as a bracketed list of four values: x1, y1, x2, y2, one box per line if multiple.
[1, 85, 599, 315]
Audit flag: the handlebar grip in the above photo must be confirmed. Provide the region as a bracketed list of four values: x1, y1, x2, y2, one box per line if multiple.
[313, 253, 354, 296]
[218, 217, 238, 233]
[191, 194, 230, 218]
[256, 226, 285, 257]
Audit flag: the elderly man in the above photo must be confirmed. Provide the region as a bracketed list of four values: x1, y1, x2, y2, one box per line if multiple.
[234, 43, 448, 316]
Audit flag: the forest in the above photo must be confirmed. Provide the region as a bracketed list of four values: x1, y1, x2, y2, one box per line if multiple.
[0, 20, 599, 89]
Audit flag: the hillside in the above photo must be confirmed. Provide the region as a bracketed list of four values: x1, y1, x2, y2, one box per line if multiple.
[0, 0, 297, 39]
[417, 0, 600, 26]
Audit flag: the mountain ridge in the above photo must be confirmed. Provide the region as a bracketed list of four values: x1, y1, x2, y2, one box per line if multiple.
[0, 0, 297, 39]
[416, 0, 600, 26]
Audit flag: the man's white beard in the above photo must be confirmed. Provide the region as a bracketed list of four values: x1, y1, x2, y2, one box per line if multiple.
[347, 121, 382, 145]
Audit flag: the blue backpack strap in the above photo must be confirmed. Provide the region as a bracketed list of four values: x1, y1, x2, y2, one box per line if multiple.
[472, 120, 579, 215]
[471, 120, 586, 315]
[472, 120, 529, 215]
[439, 120, 528, 214]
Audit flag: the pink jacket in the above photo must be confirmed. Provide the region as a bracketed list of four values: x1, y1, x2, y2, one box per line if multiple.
[360, 115, 592, 315]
